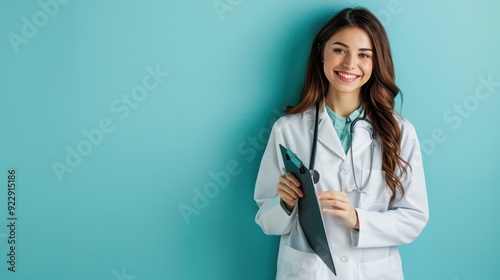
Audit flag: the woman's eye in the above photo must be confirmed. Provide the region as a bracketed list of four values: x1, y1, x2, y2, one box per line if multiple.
[333, 48, 345, 54]
[359, 53, 371, 58]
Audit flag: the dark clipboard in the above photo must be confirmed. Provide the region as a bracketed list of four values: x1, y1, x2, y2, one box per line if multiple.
[279, 144, 336, 276]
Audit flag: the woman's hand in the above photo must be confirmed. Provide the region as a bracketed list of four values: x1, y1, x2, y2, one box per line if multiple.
[277, 173, 303, 211]
[318, 191, 359, 229]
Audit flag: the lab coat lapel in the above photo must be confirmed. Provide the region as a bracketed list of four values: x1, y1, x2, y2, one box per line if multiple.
[351, 119, 374, 160]
[309, 105, 346, 160]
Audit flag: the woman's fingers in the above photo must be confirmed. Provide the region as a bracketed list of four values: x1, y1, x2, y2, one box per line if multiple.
[284, 173, 301, 187]
[319, 198, 349, 210]
[278, 182, 300, 201]
[318, 190, 347, 201]
[318, 191, 350, 209]
[279, 174, 303, 198]
[318, 191, 359, 228]
[276, 173, 304, 209]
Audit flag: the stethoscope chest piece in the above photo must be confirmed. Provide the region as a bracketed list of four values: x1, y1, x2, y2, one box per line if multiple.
[311, 169, 320, 184]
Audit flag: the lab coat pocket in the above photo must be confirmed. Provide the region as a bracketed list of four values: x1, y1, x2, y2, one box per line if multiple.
[358, 254, 400, 280]
[277, 244, 331, 280]
[359, 169, 390, 210]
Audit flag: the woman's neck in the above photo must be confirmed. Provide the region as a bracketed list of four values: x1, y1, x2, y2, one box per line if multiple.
[325, 90, 361, 117]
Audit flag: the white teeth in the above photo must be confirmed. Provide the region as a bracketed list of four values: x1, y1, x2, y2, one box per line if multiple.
[337, 72, 357, 79]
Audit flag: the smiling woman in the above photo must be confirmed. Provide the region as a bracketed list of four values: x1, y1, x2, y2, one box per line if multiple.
[322, 27, 373, 116]
[254, 7, 429, 280]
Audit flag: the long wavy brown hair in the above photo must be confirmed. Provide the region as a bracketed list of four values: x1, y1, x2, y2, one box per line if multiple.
[286, 7, 409, 204]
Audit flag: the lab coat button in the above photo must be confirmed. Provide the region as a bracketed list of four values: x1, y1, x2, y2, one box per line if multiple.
[340, 256, 348, 263]
[340, 169, 347, 175]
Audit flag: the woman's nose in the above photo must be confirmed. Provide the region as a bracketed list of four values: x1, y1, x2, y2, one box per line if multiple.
[342, 54, 356, 69]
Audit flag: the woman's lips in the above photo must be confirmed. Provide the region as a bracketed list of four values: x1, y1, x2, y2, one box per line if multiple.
[335, 71, 360, 82]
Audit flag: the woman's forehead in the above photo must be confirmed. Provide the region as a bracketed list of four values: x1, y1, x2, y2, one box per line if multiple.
[327, 27, 372, 48]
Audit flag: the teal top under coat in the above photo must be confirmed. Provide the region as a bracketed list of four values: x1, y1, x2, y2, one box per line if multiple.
[325, 105, 363, 154]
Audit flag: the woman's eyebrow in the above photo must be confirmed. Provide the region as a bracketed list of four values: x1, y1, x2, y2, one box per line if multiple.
[332, 41, 349, 48]
[332, 41, 373, 52]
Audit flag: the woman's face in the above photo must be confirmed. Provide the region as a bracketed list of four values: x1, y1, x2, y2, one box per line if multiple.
[322, 27, 374, 97]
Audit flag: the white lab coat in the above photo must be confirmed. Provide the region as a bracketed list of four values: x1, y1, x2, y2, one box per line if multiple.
[254, 104, 429, 280]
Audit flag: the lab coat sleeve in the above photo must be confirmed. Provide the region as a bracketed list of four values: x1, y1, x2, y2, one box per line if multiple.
[254, 120, 298, 235]
[350, 123, 429, 248]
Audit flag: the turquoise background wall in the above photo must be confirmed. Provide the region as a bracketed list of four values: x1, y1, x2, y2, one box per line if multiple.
[1, 0, 499, 279]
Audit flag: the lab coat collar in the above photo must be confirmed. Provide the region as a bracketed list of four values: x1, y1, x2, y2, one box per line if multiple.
[305, 104, 346, 160]
[303, 104, 374, 160]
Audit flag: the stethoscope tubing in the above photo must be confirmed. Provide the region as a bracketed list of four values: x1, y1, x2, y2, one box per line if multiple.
[309, 101, 375, 193]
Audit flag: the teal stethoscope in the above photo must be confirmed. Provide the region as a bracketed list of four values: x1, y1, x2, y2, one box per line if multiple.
[309, 102, 376, 195]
